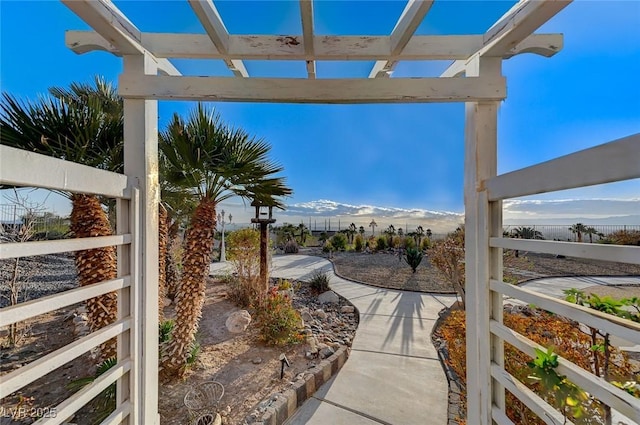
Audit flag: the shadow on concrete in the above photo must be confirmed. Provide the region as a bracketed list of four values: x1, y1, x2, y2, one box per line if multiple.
[382, 291, 425, 355]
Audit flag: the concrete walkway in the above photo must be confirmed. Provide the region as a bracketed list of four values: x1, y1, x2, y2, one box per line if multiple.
[210, 256, 640, 424]
[211, 254, 456, 425]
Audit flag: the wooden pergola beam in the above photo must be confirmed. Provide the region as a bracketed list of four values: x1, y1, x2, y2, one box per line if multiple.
[68, 31, 562, 62]
[118, 74, 506, 103]
[187, 0, 249, 77]
[441, 0, 571, 77]
[369, 0, 434, 78]
[61, 0, 180, 76]
[300, 0, 316, 79]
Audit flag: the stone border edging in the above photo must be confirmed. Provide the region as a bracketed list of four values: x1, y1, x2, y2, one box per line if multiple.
[245, 346, 350, 425]
[430, 305, 466, 425]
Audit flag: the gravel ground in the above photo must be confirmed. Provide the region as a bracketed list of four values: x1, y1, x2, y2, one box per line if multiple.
[0, 253, 78, 307]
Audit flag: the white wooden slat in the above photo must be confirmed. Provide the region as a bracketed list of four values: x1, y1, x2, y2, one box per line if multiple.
[491, 279, 640, 344]
[299, 0, 316, 79]
[489, 238, 640, 265]
[491, 320, 640, 421]
[99, 401, 131, 425]
[118, 75, 506, 103]
[0, 234, 132, 260]
[491, 364, 572, 425]
[32, 361, 131, 425]
[486, 134, 640, 201]
[0, 319, 131, 399]
[0, 276, 131, 328]
[187, 0, 248, 77]
[128, 188, 141, 423]
[69, 30, 560, 62]
[369, 0, 434, 78]
[0, 145, 129, 198]
[492, 406, 515, 425]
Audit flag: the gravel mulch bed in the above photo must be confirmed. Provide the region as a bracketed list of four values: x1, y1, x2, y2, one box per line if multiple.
[329, 250, 454, 293]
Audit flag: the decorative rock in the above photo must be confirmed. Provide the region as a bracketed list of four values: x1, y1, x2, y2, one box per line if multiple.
[252, 357, 263, 364]
[225, 310, 252, 333]
[313, 309, 327, 320]
[317, 291, 339, 305]
[340, 305, 355, 314]
[221, 405, 231, 416]
[319, 346, 335, 359]
[163, 297, 172, 307]
[300, 310, 313, 323]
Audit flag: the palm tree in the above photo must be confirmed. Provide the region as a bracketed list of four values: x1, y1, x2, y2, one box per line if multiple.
[569, 223, 587, 242]
[358, 226, 365, 239]
[511, 226, 544, 240]
[369, 219, 377, 236]
[159, 104, 291, 377]
[348, 223, 357, 244]
[384, 224, 396, 247]
[426, 228, 433, 240]
[584, 226, 602, 243]
[397, 227, 404, 238]
[1, 78, 123, 360]
[297, 223, 309, 245]
[415, 225, 425, 246]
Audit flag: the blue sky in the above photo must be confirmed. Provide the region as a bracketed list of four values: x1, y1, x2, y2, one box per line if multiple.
[1, 1, 639, 231]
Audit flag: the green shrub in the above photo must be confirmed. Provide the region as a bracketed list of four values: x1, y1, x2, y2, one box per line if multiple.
[257, 287, 303, 345]
[404, 247, 423, 273]
[331, 233, 348, 251]
[354, 234, 364, 252]
[391, 235, 401, 248]
[309, 270, 330, 293]
[376, 236, 387, 251]
[284, 239, 299, 253]
[403, 236, 416, 250]
[159, 319, 175, 343]
[421, 237, 431, 251]
[322, 240, 333, 252]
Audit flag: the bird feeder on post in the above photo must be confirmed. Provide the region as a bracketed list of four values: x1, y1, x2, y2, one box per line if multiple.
[251, 199, 276, 293]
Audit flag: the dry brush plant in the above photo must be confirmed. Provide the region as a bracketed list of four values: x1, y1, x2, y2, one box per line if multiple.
[435, 309, 638, 424]
[431, 227, 466, 307]
[226, 228, 262, 307]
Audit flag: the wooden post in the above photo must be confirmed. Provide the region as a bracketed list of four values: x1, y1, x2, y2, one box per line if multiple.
[464, 56, 503, 425]
[260, 222, 269, 292]
[123, 53, 160, 425]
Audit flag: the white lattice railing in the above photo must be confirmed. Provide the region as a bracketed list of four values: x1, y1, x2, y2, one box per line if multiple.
[0, 145, 139, 424]
[483, 133, 640, 424]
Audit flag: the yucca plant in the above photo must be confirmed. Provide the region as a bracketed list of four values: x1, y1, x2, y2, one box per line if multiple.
[404, 247, 423, 273]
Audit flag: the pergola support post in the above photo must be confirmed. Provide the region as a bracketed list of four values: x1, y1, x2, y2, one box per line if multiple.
[122, 53, 160, 425]
[464, 56, 504, 425]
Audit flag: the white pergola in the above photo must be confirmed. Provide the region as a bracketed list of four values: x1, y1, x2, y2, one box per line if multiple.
[1, 1, 639, 424]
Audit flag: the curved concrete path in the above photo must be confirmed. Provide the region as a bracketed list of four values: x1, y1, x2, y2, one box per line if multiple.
[268, 255, 456, 425]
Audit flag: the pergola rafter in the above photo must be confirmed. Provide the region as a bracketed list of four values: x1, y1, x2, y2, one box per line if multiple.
[187, 0, 249, 77]
[441, 0, 570, 77]
[299, 0, 316, 79]
[369, 0, 434, 78]
[62, 0, 181, 76]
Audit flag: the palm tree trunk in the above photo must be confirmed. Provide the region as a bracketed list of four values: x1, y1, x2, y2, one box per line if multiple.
[165, 220, 181, 300]
[70, 194, 118, 361]
[161, 198, 216, 377]
[158, 204, 168, 320]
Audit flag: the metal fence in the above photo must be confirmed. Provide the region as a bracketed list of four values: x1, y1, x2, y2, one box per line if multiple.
[502, 224, 640, 242]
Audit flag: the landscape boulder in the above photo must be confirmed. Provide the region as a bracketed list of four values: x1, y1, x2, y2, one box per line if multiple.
[226, 310, 252, 333]
[317, 290, 339, 305]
